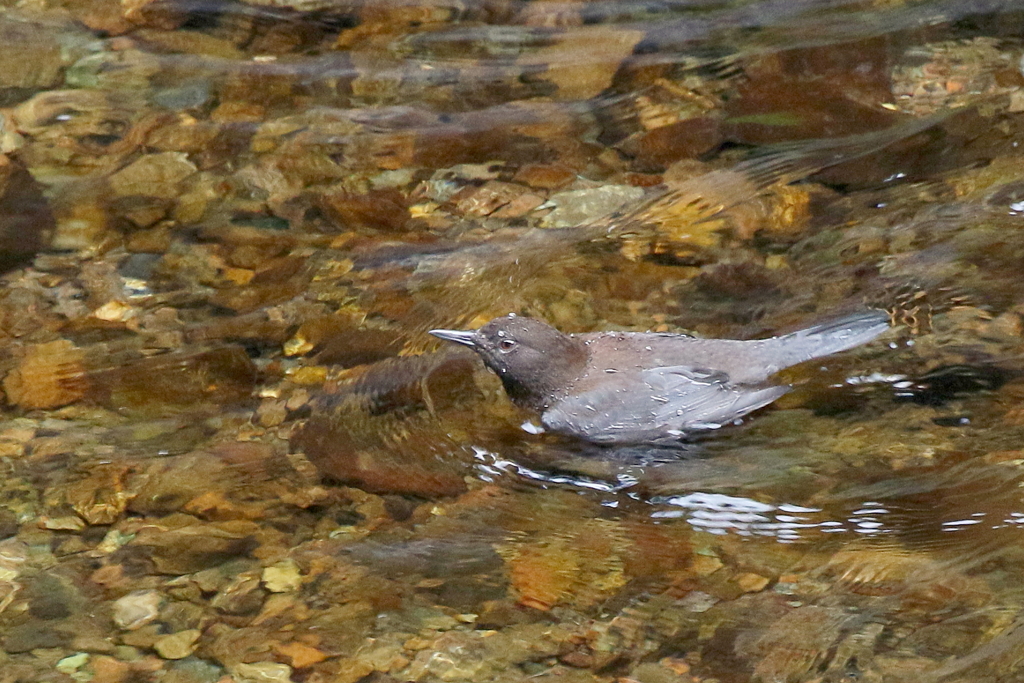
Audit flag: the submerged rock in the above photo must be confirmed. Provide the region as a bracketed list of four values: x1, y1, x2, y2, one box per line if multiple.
[0, 155, 52, 271]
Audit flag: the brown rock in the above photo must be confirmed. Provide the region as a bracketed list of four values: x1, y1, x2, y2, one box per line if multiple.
[0, 155, 53, 270]
[449, 181, 541, 218]
[323, 658, 375, 683]
[984, 450, 1024, 464]
[108, 152, 197, 199]
[274, 641, 328, 668]
[13, 89, 152, 176]
[211, 575, 266, 616]
[206, 623, 277, 668]
[319, 188, 410, 231]
[504, 518, 628, 612]
[825, 547, 990, 608]
[689, 554, 723, 577]
[4, 339, 88, 410]
[121, 624, 162, 649]
[0, 18, 66, 96]
[508, 544, 576, 611]
[735, 572, 770, 593]
[723, 77, 895, 145]
[630, 661, 689, 683]
[256, 399, 287, 427]
[0, 286, 60, 339]
[492, 191, 545, 218]
[620, 117, 723, 171]
[516, 0, 584, 26]
[693, 262, 781, 301]
[130, 449, 258, 518]
[747, 606, 850, 682]
[126, 224, 172, 253]
[127, 521, 259, 575]
[412, 117, 511, 169]
[134, 28, 244, 60]
[311, 325, 406, 367]
[112, 590, 163, 630]
[519, 27, 644, 100]
[4, 620, 72, 652]
[230, 662, 293, 682]
[513, 164, 576, 190]
[64, 464, 134, 525]
[47, 184, 116, 254]
[207, 279, 307, 314]
[111, 195, 171, 228]
[89, 346, 258, 413]
[154, 629, 201, 659]
[620, 520, 693, 578]
[89, 655, 131, 683]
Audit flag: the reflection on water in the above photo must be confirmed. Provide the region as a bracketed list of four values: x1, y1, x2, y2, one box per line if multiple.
[487, 436, 1024, 545]
[1, 0, 1024, 680]
[652, 493, 823, 541]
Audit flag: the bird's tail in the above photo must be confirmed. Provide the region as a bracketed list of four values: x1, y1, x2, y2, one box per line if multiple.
[771, 309, 891, 370]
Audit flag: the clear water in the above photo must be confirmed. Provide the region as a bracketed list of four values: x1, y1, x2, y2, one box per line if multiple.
[0, 0, 1024, 680]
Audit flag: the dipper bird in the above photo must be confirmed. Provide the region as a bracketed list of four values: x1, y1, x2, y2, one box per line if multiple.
[430, 311, 889, 445]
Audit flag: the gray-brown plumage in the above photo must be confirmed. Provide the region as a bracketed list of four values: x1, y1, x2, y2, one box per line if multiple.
[430, 311, 889, 445]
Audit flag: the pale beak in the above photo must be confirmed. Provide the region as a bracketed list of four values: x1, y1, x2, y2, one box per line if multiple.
[429, 329, 478, 347]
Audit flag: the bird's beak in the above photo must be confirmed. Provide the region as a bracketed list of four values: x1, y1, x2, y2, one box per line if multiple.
[429, 328, 478, 347]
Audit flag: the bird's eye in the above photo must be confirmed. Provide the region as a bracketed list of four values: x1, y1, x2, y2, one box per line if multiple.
[498, 338, 516, 351]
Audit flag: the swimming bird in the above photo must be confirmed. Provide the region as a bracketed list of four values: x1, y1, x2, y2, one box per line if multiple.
[430, 311, 889, 445]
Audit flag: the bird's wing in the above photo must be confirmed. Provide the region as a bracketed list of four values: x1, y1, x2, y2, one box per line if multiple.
[542, 366, 789, 445]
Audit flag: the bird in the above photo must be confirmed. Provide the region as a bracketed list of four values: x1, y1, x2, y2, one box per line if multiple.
[429, 311, 890, 445]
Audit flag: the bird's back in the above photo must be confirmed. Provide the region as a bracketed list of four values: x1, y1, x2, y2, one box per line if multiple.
[574, 310, 889, 386]
[543, 310, 890, 444]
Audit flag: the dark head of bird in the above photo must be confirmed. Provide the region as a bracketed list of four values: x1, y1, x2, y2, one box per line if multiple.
[429, 314, 588, 410]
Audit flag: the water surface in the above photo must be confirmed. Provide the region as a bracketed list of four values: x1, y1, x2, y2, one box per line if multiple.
[0, 0, 1023, 681]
